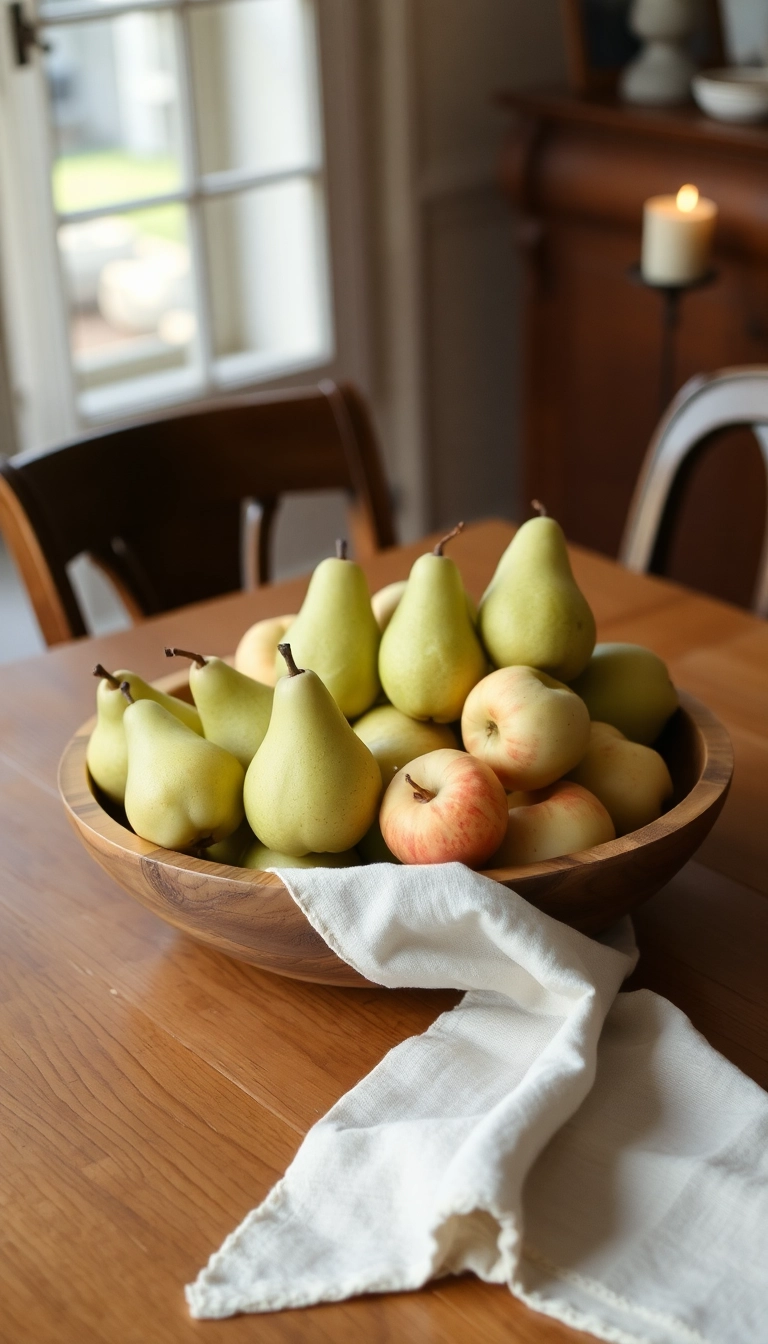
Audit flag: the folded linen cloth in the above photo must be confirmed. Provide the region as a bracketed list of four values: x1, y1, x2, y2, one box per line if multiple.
[186, 863, 768, 1343]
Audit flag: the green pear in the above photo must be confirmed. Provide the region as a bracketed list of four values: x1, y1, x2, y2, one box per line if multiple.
[274, 541, 380, 718]
[568, 722, 673, 836]
[569, 643, 678, 745]
[86, 664, 202, 805]
[372, 579, 478, 630]
[203, 819, 256, 866]
[378, 524, 487, 723]
[478, 505, 596, 681]
[123, 696, 245, 851]
[165, 647, 273, 770]
[242, 842, 360, 870]
[245, 644, 381, 855]
[353, 704, 458, 789]
[356, 815, 401, 864]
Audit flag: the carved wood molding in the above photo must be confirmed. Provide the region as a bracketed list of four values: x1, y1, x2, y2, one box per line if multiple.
[499, 91, 768, 261]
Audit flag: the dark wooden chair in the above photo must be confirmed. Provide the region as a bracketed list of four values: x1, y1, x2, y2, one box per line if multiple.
[620, 367, 768, 617]
[0, 380, 396, 646]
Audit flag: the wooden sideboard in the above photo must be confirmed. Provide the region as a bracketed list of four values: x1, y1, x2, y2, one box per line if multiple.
[499, 90, 768, 609]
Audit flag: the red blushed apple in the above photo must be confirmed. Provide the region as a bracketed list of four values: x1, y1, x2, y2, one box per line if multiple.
[461, 665, 590, 791]
[487, 780, 615, 868]
[380, 748, 509, 867]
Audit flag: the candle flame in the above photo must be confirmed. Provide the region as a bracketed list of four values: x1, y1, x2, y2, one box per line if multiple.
[676, 184, 699, 213]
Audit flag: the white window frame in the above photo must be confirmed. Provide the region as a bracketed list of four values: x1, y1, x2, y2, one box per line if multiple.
[0, 0, 370, 453]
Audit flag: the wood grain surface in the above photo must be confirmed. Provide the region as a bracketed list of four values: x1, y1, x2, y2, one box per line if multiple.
[2, 518, 768, 1343]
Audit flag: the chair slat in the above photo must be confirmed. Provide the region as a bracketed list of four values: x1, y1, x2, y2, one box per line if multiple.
[0, 382, 395, 645]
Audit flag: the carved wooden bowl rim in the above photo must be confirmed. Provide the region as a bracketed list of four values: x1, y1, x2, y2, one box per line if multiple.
[59, 680, 733, 895]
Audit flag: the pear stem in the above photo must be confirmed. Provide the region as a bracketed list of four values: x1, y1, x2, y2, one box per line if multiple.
[335, 538, 348, 560]
[165, 646, 207, 668]
[404, 773, 436, 804]
[119, 680, 134, 705]
[93, 663, 120, 688]
[433, 521, 464, 556]
[278, 642, 304, 677]
[531, 499, 548, 517]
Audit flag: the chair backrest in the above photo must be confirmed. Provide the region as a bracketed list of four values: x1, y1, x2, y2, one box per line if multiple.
[620, 367, 768, 617]
[0, 380, 396, 646]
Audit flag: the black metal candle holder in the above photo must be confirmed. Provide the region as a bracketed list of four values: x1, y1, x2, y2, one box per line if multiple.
[628, 263, 718, 414]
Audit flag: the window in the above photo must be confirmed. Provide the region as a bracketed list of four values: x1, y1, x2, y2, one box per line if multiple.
[0, 0, 368, 447]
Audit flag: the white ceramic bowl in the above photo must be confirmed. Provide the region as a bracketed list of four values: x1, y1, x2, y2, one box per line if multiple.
[693, 68, 768, 124]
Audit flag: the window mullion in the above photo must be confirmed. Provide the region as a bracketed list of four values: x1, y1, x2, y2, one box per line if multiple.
[173, 2, 214, 394]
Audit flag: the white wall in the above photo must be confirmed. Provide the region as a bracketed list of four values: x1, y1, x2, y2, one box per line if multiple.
[364, 0, 565, 539]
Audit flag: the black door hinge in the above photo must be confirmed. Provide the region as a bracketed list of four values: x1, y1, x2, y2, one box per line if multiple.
[9, 2, 50, 66]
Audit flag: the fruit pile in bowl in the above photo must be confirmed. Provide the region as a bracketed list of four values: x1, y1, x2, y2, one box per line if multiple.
[59, 510, 732, 982]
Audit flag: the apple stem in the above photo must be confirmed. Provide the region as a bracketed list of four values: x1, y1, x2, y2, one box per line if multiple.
[93, 663, 120, 688]
[404, 773, 436, 804]
[165, 646, 207, 668]
[433, 521, 465, 556]
[531, 499, 548, 517]
[278, 642, 304, 677]
[119, 680, 134, 705]
[335, 538, 348, 560]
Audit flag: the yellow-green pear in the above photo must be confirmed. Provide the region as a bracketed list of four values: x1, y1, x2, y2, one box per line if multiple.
[478, 505, 596, 681]
[235, 614, 295, 686]
[242, 842, 360, 870]
[245, 644, 382, 855]
[357, 815, 401, 864]
[568, 721, 673, 835]
[123, 696, 244, 851]
[86, 664, 202, 805]
[204, 819, 256, 866]
[353, 704, 458, 789]
[372, 579, 478, 631]
[569, 643, 678, 745]
[378, 524, 486, 723]
[275, 541, 380, 718]
[165, 647, 273, 770]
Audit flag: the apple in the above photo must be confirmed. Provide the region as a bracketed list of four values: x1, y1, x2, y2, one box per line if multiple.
[380, 748, 508, 867]
[568, 721, 673, 836]
[371, 581, 408, 631]
[234, 614, 295, 687]
[461, 665, 590, 791]
[488, 780, 615, 868]
[353, 703, 458, 789]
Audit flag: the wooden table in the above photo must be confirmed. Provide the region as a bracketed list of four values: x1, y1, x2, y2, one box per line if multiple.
[2, 519, 767, 1344]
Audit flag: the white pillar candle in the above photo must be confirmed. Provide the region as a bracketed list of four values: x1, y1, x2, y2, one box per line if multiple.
[641, 185, 717, 285]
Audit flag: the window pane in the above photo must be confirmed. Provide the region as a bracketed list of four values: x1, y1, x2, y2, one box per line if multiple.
[189, 0, 319, 178]
[44, 11, 184, 214]
[203, 178, 329, 379]
[59, 203, 200, 406]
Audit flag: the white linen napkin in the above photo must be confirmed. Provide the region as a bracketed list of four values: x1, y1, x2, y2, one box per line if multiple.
[186, 863, 768, 1344]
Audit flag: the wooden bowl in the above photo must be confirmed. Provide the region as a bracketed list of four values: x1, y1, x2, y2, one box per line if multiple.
[59, 683, 732, 988]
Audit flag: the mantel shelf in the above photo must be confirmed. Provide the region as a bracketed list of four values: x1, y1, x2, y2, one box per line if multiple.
[498, 87, 768, 159]
[498, 86, 768, 609]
